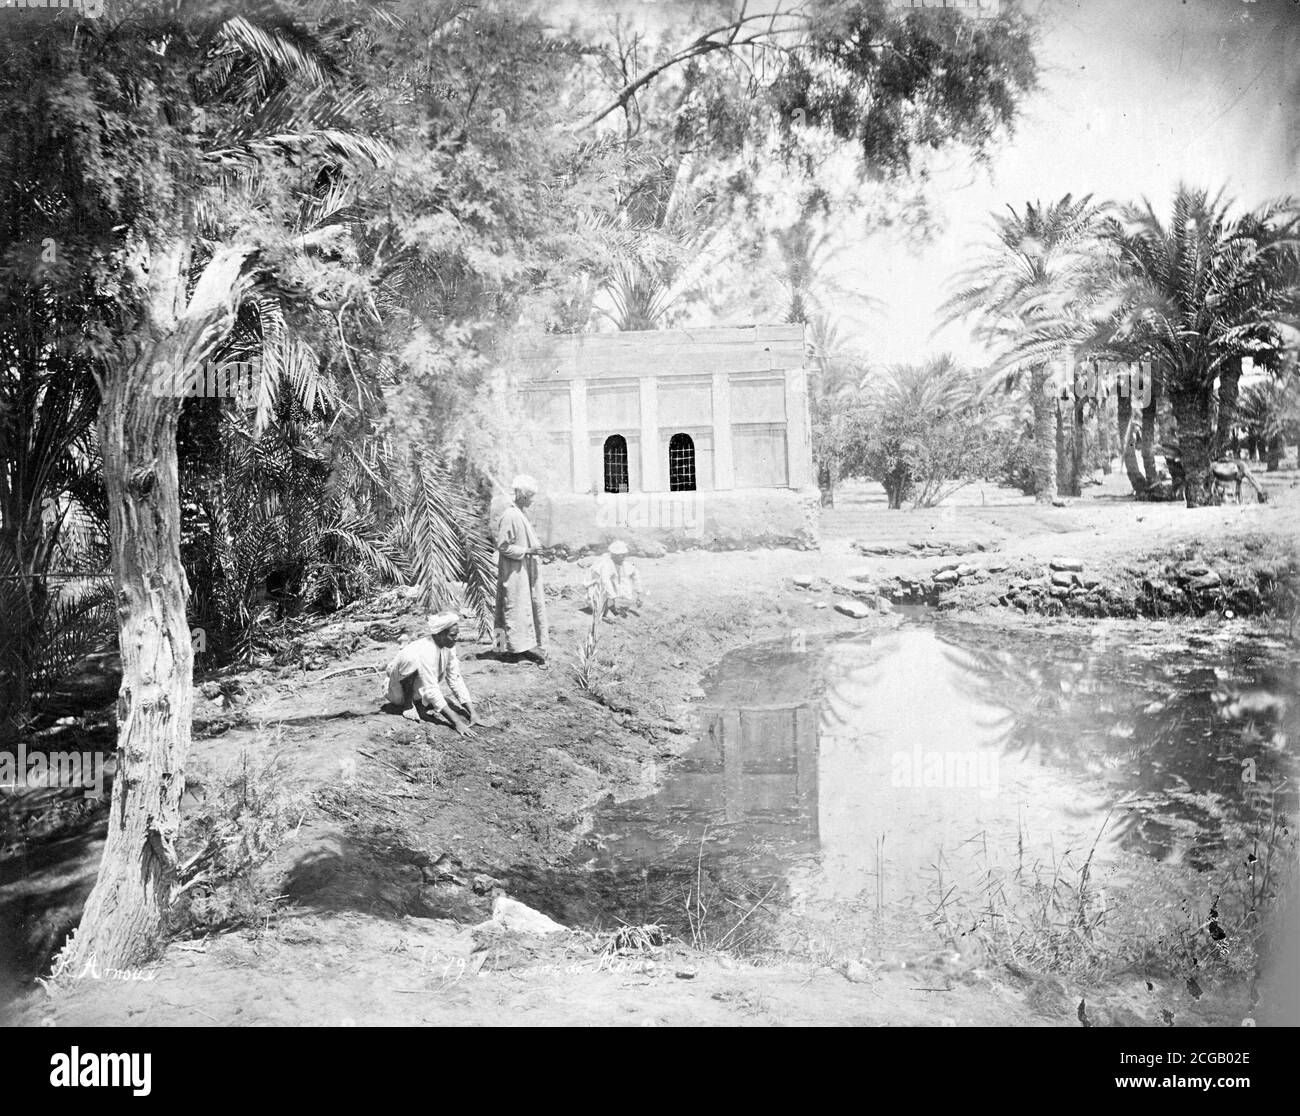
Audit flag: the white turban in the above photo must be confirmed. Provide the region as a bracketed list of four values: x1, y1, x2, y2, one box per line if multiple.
[607, 540, 629, 555]
[427, 612, 460, 634]
[511, 474, 538, 495]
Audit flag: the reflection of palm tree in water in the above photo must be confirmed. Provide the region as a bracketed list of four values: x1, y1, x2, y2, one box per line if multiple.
[568, 629, 1293, 936]
[929, 623, 1296, 864]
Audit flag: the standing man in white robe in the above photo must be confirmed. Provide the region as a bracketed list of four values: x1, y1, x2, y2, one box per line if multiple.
[494, 474, 548, 663]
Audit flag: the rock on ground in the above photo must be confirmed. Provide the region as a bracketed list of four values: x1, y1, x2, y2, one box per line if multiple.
[489, 895, 567, 935]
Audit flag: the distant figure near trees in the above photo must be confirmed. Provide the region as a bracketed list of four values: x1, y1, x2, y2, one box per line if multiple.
[494, 474, 548, 663]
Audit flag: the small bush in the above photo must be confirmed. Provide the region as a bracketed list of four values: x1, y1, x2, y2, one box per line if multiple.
[843, 356, 1018, 508]
[171, 741, 306, 936]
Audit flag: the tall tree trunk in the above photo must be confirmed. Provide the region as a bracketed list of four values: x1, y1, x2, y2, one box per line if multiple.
[1172, 387, 1214, 507]
[1140, 368, 1161, 486]
[55, 240, 251, 973]
[1070, 393, 1085, 495]
[883, 468, 910, 510]
[1266, 435, 1283, 471]
[56, 357, 193, 971]
[1097, 392, 1112, 474]
[1215, 360, 1240, 459]
[1055, 399, 1069, 495]
[1117, 386, 1146, 493]
[1029, 366, 1057, 503]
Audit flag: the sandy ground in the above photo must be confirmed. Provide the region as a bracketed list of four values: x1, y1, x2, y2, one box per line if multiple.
[2, 467, 1298, 1027]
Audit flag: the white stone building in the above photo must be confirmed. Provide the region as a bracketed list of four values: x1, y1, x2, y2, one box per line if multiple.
[510, 324, 818, 550]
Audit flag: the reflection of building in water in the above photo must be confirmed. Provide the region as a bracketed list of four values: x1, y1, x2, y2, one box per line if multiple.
[691, 701, 819, 841]
[584, 647, 822, 870]
[587, 632, 1103, 906]
[578, 627, 1288, 933]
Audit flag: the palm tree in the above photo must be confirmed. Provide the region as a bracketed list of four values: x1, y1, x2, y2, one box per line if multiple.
[851, 355, 993, 510]
[1105, 188, 1300, 504]
[803, 314, 868, 505]
[1237, 373, 1300, 471]
[944, 195, 1115, 502]
[774, 210, 878, 505]
[590, 141, 733, 331]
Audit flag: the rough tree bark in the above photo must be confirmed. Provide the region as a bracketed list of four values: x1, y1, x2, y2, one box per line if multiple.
[1116, 384, 1147, 493]
[55, 241, 252, 973]
[1069, 392, 1085, 496]
[1097, 392, 1112, 474]
[1055, 399, 1069, 496]
[1140, 366, 1161, 486]
[1172, 386, 1214, 507]
[1215, 359, 1240, 459]
[883, 467, 910, 510]
[1266, 434, 1284, 471]
[1029, 365, 1057, 503]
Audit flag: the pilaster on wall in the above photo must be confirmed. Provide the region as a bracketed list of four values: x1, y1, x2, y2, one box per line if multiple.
[712, 371, 735, 491]
[639, 377, 659, 491]
[784, 366, 813, 489]
[569, 379, 589, 494]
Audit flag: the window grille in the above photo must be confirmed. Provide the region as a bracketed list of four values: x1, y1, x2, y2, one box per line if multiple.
[668, 432, 696, 492]
[603, 434, 629, 493]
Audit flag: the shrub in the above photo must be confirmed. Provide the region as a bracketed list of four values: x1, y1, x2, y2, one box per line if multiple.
[171, 742, 306, 936]
[843, 356, 1015, 508]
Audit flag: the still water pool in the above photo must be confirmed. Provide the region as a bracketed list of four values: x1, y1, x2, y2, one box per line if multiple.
[561, 621, 1296, 959]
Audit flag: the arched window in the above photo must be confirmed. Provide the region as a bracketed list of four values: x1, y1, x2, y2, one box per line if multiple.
[668, 433, 696, 492]
[603, 434, 629, 493]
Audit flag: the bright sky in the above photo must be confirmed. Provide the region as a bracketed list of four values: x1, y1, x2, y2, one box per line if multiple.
[831, 0, 1300, 366]
[556, 0, 1299, 361]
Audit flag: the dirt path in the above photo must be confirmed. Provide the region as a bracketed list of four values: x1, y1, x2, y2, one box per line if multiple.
[4, 471, 1298, 1026]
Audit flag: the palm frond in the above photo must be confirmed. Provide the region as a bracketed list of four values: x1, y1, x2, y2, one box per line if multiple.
[388, 455, 493, 636]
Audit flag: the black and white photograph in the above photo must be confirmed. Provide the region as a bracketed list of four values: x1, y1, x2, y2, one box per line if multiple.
[0, 0, 1297, 1054]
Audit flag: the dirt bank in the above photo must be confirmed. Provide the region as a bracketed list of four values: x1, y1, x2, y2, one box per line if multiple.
[3, 470, 1297, 1026]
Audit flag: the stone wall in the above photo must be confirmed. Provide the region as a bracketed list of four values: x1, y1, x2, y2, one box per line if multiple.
[491, 488, 821, 553]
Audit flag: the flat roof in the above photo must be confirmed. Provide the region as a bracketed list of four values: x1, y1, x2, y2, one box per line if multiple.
[517, 324, 806, 383]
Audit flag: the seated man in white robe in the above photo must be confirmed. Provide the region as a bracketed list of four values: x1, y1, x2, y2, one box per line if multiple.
[385, 612, 475, 734]
[585, 540, 646, 620]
